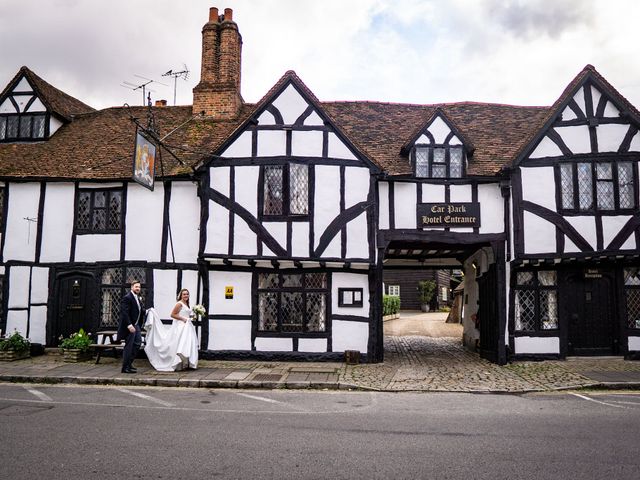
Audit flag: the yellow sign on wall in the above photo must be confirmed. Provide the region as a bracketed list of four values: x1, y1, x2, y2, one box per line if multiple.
[225, 286, 234, 299]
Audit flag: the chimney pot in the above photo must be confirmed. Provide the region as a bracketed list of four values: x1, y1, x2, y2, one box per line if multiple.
[155, 99, 167, 107]
[209, 7, 219, 22]
[223, 8, 233, 21]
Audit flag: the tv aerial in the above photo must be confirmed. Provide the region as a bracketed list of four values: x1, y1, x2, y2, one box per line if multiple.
[162, 65, 190, 106]
[120, 74, 167, 105]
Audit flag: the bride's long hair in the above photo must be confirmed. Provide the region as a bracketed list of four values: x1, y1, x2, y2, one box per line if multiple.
[176, 288, 190, 307]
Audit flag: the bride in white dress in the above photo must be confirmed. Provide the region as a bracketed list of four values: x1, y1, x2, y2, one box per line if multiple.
[143, 288, 199, 371]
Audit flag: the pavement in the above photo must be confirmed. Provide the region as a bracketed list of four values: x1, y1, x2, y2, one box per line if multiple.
[1, 312, 640, 392]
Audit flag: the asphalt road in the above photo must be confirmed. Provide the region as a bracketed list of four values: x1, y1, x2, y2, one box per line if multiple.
[1, 383, 639, 479]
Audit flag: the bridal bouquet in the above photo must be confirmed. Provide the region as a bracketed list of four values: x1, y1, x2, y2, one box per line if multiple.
[192, 304, 206, 318]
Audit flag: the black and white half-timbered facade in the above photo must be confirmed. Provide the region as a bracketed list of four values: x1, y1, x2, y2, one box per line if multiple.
[1, 6, 639, 364]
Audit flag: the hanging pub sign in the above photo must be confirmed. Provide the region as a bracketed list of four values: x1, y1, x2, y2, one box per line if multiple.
[132, 129, 158, 191]
[417, 202, 481, 228]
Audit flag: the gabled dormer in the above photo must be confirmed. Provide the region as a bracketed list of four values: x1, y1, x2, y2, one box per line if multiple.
[0, 66, 93, 142]
[401, 108, 474, 179]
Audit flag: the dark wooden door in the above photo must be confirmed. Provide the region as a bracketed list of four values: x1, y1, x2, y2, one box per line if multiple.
[478, 264, 499, 363]
[566, 271, 616, 355]
[54, 273, 96, 343]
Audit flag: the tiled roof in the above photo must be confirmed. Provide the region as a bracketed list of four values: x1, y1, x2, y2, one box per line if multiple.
[0, 67, 95, 120]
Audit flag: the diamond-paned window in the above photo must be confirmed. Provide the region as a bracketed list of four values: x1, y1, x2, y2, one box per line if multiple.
[413, 145, 464, 178]
[76, 188, 124, 233]
[514, 270, 559, 332]
[624, 268, 640, 286]
[624, 268, 640, 330]
[256, 272, 328, 333]
[99, 266, 150, 328]
[559, 161, 637, 213]
[0, 113, 49, 142]
[262, 164, 308, 218]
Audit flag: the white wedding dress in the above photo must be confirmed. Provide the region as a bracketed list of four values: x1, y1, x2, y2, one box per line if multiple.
[143, 303, 199, 371]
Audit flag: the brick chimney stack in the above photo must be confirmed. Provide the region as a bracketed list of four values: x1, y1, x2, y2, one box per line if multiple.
[192, 7, 243, 119]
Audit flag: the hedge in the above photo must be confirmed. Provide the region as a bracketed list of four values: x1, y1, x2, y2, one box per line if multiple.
[383, 295, 401, 316]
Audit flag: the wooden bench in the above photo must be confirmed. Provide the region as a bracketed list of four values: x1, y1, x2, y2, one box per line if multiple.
[92, 330, 145, 364]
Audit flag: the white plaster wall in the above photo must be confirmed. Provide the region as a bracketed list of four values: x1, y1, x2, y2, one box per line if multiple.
[597, 124, 628, 153]
[332, 272, 370, 317]
[427, 117, 451, 143]
[30, 267, 49, 304]
[322, 235, 341, 258]
[13, 95, 32, 112]
[50, 117, 63, 135]
[234, 166, 259, 216]
[208, 319, 252, 350]
[521, 167, 557, 211]
[272, 84, 308, 124]
[209, 271, 252, 315]
[8, 266, 30, 308]
[627, 131, 640, 152]
[6, 310, 28, 337]
[478, 184, 503, 234]
[125, 183, 164, 262]
[4, 183, 40, 262]
[421, 183, 445, 203]
[206, 201, 229, 254]
[181, 270, 199, 302]
[221, 131, 252, 157]
[291, 222, 309, 258]
[573, 89, 587, 115]
[450, 184, 472, 202]
[210, 166, 230, 194]
[346, 213, 369, 259]
[602, 216, 632, 249]
[257, 110, 276, 125]
[74, 235, 120, 262]
[332, 320, 369, 353]
[254, 337, 293, 352]
[523, 212, 556, 254]
[565, 216, 597, 250]
[167, 182, 200, 263]
[394, 182, 417, 229]
[514, 336, 560, 354]
[556, 125, 591, 154]
[591, 87, 601, 113]
[153, 269, 178, 319]
[314, 165, 341, 248]
[344, 167, 370, 208]
[257, 130, 286, 157]
[561, 105, 577, 121]
[233, 217, 257, 256]
[298, 338, 328, 352]
[291, 130, 323, 157]
[29, 306, 47, 344]
[378, 182, 389, 230]
[529, 135, 563, 158]
[40, 183, 74, 262]
[604, 101, 620, 117]
[328, 132, 357, 160]
[629, 336, 640, 351]
[25, 98, 46, 112]
[304, 111, 324, 126]
[264, 222, 286, 256]
[15, 77, 31, 91]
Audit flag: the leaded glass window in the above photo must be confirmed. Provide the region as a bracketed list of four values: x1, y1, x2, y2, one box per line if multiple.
[262, 164, 308, 218]
[514, 270, 558, 332]
[413, 145, 464, 179]
[624, 267, 640, 329]
[0, 113, 48, 141]
[558, 161, 637, 213]
[75, 189, 123, 233]
[99, 266, 149, 328]
[257, 272, 328, 333]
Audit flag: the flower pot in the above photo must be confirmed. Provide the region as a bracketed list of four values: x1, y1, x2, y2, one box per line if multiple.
[0, 350, 30, 361]
[421, 303, 431, 312]
[62, 348, 92, 363]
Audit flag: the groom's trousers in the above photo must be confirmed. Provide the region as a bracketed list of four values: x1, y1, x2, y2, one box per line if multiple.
[122, 325, 142, 370]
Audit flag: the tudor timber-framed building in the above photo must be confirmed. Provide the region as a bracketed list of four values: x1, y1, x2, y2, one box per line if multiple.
[1, 6, 640, 364]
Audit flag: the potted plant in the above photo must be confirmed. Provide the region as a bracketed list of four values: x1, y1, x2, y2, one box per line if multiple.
[59, 328, 93, 362]
[0, 331, 31, 361]
[417, 280, 436, 312]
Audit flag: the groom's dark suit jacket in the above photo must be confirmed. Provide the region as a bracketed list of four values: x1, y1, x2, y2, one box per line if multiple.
[117, 291, 145, 341]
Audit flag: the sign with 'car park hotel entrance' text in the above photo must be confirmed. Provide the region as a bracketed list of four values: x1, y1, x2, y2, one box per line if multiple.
[417, 203, 481, 228]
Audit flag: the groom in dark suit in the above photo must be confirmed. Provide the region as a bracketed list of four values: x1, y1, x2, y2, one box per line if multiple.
[118, 280, 145, 374]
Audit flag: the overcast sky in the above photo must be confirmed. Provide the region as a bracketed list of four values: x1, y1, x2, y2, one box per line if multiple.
[1, 0, 639, 110]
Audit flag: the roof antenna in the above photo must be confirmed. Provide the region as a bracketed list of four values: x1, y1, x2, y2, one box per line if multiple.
[120, 74, 168, 106]
[162, 65, 190, 106]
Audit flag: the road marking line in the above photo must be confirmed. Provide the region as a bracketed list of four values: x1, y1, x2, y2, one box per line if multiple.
[23, 386, 52, 402]
[116, 388, 174, 407]
[235, 392, 286, 404]
[570, 393, 629, 409]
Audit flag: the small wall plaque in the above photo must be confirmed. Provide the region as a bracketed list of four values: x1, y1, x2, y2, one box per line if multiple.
[225, 286, 234, 299]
